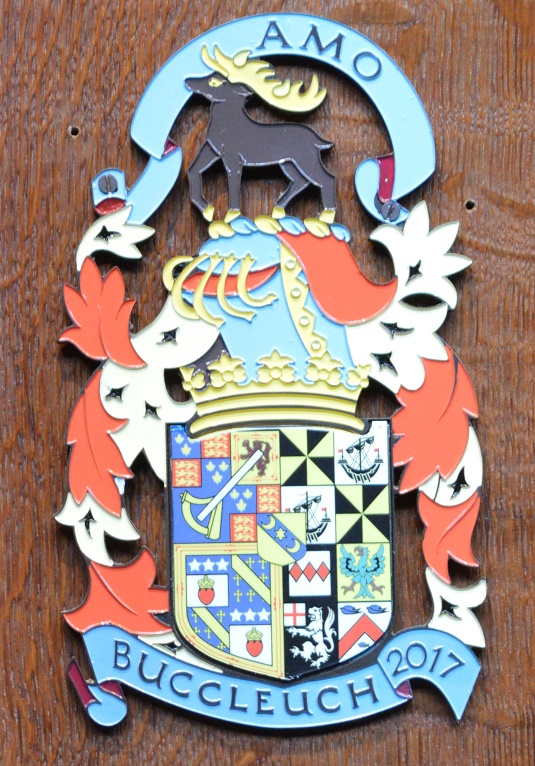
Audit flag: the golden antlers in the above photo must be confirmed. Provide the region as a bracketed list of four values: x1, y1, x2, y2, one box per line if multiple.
[201, 45, 327, 113]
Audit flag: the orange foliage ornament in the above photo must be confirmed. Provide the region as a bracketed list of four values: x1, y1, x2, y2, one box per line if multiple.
[65, 549, 169, 635]
[418, 492, 480, 584]
[60, 258, 145, 367]
[393, 348, 478, 493]
[67, 371, 132, 517]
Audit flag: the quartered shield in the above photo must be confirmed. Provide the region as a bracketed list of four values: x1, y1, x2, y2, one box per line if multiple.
[168, 420, 393, 680]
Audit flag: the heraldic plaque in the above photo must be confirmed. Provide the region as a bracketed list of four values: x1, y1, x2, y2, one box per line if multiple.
[57, 13, 487, 730]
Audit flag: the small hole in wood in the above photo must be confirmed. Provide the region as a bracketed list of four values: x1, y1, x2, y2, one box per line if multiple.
[465, 199, 476, 211]
[68, 125, 80, 138]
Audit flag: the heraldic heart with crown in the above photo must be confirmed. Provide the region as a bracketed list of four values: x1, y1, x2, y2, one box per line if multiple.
[56, 13, 487, 730]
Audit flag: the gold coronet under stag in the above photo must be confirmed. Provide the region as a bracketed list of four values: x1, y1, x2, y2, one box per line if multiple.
[163, 253, 278, 328]
[201, 45, 327, 112]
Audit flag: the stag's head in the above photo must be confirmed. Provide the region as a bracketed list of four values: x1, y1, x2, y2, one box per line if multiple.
[185, 73, 252, 103]
[188, 46, 327, 113]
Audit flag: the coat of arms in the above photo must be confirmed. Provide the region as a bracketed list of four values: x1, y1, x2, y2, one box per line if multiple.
[57, 14, 487, 729]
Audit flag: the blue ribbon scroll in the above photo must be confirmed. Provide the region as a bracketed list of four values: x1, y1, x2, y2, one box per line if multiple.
[79, 626, 480, 728]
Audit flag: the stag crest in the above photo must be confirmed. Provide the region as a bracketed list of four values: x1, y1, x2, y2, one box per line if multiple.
[201, 45, 326, 112]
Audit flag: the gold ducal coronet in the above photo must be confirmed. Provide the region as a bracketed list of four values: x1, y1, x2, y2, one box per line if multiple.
[180, 349, 371, 437]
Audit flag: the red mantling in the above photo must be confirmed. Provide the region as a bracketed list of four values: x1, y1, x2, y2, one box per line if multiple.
[278, 231, 398, 325]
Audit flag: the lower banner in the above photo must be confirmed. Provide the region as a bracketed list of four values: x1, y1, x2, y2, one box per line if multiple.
[75, 626, 480, 728]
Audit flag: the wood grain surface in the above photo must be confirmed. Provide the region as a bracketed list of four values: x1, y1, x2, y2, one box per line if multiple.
[1, 0, 533, 763]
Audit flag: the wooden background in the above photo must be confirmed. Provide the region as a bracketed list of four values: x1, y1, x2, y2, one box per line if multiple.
[1, 0, 533, 763]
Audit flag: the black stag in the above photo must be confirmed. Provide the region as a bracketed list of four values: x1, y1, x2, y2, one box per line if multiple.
[185, 46, 336, 222]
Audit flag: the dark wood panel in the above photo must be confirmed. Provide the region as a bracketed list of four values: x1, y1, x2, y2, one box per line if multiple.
[1, 0, 533, 763]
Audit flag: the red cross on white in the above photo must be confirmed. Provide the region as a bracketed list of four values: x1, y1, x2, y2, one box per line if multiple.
[283, 602, 307, 627]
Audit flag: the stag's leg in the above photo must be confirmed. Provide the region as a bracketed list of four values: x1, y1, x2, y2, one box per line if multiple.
[222, 155, 244, 214]
[315, 160, 337, 213]
[296, 154, 337, 217]
[320, 175, 336, 213]
[187, 142, 220, 221]
[277, 162, 310, 209]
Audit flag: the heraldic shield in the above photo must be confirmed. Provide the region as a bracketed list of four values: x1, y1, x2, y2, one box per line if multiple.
[168, 420, 393, 680]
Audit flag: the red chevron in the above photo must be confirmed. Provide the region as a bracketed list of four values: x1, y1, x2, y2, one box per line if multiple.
[339, 614, 383, 659]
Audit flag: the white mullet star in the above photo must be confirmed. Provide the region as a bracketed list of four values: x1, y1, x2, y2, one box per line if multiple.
[216, 558, 229, 571]
[189, 558, 201, 572]
[244, 609, 256, 622]
[230, 609, 242, 622]
[257, 608, 270, 621]
[203, 559, 215, 572]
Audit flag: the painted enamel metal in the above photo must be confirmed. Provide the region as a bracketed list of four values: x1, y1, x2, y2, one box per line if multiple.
[58, 13, 486, 730]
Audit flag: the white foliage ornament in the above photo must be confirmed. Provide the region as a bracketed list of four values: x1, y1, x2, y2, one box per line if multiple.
[426, 568, 487, 648]
[55, 491, 140, 566]
[99, 297, 220, 482]
[76, 205, 154, 271]
[347, 202, 471, 393]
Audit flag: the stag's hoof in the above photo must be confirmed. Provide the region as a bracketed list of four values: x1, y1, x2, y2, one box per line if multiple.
[254, 215, 282, 234]
[319, 208, 336, 224]
[208, 220, 235, 239]
[202, 204, 215, 222]
[304, 218, 331, 238]
[224, 209, 241, 223]
[271, 206, 286, 220]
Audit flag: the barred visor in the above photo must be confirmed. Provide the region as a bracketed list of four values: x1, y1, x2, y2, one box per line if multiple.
[167, 252, 277, 327]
